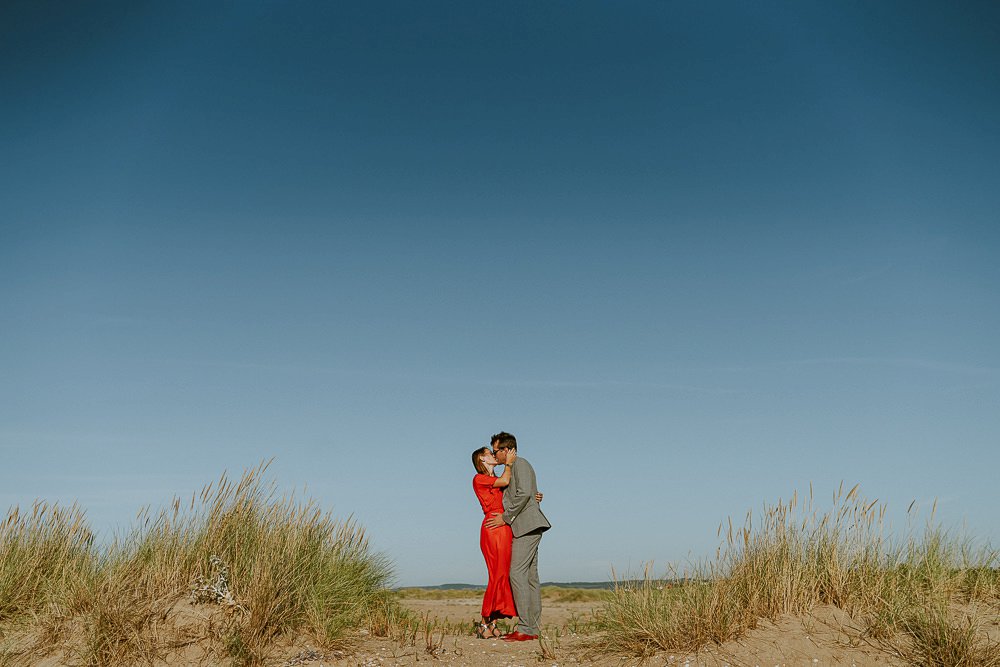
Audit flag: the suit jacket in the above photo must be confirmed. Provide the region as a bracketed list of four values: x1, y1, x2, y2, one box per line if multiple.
[502, 456, 551, 538]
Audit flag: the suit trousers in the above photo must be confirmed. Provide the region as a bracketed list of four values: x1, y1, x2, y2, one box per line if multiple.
[509, 528, 544, 636]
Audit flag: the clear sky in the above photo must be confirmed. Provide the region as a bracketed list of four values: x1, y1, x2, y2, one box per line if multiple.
[2, 1, 999, 587]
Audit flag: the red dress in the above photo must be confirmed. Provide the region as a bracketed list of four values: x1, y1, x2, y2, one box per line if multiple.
[473, 473, 517, 621]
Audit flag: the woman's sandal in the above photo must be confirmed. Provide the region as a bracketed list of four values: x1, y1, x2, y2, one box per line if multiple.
[475, 622, 489, 639]
[488, 622, 502, 638]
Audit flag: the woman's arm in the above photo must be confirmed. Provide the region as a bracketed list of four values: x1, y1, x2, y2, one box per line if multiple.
[492, 458, 513, 488]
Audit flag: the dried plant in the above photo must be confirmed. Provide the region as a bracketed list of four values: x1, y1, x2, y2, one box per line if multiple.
[592, 483, 1000, 660]
[0, 461, 396, 666]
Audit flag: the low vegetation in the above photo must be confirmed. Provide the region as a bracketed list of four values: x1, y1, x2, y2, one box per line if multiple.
[0, 461, 396, 666]
[593, 483, 1000, 664]
[6, 474, 998, 665]
[395, 585, 609, 603]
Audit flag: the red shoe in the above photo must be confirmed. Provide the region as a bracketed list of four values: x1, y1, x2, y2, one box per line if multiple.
[501, 631, 539, 642]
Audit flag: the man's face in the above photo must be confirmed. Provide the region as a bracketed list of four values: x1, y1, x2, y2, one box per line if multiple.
[492, 443, 507, 464]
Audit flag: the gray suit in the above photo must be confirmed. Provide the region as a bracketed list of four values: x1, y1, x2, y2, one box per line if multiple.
[502, 456, 550, 636]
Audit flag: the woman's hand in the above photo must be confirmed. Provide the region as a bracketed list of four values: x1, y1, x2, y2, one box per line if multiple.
[506, 449, 516, 464]
[535, 492, 543, 503]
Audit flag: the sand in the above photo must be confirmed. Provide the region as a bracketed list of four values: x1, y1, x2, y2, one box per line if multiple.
[313, 598, 912, 667]
[16, 596, 999, 665]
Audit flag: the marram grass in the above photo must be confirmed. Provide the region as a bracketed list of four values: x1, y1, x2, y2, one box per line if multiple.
[0, 461, 397, 666]
[7, 474, 999, 665]
[593, 483, 1000, 661]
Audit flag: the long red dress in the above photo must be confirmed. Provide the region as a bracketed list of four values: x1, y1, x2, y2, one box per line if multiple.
[472, 473, 517, 621]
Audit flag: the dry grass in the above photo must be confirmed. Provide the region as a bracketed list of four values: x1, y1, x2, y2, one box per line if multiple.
[541, 586, 610, 603]
[593, 483, 1000, 662]
[0, 461, 396, 666]
[396, 585, 608, 603]
[9, 473, 997, 665]
[0, 502, 94, 621]
[898, 604, 1000, 666]
[395, 587, 485, 600]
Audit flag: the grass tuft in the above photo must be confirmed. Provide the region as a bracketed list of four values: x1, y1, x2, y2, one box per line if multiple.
[0, 501, 94, 621]
[0, 461, 396, 666]
[899, 604, 1000, 666]
[593, 484, 1000, 659]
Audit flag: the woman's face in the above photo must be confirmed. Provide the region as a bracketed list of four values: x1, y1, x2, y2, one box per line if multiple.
[480, 450, 498, 468]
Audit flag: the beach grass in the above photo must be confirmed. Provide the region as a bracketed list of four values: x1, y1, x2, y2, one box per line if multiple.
[395, 587, 486, 599]
[592, 483, 1000, 660]
[0, 461, 395, 666]
[395, 585, 609, 603]
[7, 474, 999, 665]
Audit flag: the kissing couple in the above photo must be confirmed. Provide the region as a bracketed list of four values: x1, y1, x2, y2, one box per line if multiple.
[471, 431, 551, 641]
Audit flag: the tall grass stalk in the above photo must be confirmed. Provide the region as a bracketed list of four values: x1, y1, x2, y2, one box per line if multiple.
[0, 501, 95, 622]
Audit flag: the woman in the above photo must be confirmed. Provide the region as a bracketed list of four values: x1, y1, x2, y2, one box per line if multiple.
[470, 446, 541, 639]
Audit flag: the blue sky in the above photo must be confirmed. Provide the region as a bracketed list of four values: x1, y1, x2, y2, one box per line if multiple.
[2, 1, 999, 586]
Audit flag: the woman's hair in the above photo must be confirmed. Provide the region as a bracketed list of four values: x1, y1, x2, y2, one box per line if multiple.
[472, 446, 491, 475]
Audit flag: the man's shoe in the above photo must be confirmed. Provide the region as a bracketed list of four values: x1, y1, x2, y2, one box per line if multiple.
[501, 631, 539, 642]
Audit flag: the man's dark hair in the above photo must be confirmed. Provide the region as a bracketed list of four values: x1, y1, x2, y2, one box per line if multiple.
[491, 431, 517, 451]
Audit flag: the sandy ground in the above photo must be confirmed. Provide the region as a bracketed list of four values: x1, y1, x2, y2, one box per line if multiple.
[312, 598, 912, 667]
[17, 597, 998, 665]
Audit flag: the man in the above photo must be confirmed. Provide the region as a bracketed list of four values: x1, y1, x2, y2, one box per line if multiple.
[484, 431, 551, 641]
